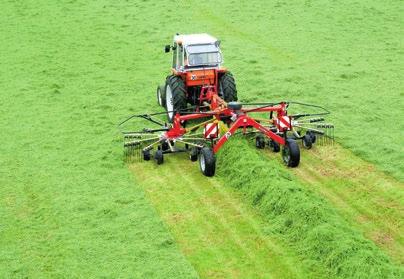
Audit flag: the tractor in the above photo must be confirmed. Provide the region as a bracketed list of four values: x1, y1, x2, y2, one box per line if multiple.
[156, 33, 237, 121]
[120, 34, 334, 177]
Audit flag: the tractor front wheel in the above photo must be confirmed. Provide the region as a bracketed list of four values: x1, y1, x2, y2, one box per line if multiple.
[199, 147, 216, 177]
[282, 139, 300, 167]
[165, 76, 187, 122]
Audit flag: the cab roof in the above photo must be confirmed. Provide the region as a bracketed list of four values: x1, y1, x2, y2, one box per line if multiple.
[174, 33, 218, 46]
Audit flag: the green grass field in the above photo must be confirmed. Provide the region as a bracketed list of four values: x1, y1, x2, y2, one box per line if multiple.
[0, 0, 403, 278]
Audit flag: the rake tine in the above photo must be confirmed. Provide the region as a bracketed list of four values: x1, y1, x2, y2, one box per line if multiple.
[142, 139, 162, 152]
[124, 136, 160, 146]
[176, 139, 205, 148]
[124, 144, 139, 163]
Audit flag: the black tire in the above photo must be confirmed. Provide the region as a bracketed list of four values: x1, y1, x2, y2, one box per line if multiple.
[156, 85, 166, 107]
[255, 136, 265, 149]
[199, 147, 216, 177]
[165, 76, 187, 122]
[219, 72, 238, 102]
[307, 131, 316, 144]
[143, 149, 151, 161]
[282, 139, 300, 167]
[302, 134, 312, 149]
[269, 139, 280, 152]
[161, 141, 169, 151]
[189, 147, 198, 162]
[154, 149, 164, 165]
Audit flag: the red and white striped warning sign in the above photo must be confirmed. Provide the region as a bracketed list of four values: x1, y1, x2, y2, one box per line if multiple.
[204, 123, 218, 139]
[278, 116, 291, 129]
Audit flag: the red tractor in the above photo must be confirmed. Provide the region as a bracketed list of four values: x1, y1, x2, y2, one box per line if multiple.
[156, 33, 238, 121]
[120, 34, 334, 177]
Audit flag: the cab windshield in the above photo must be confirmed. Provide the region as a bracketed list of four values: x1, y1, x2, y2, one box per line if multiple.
[186, 44, 222, 66]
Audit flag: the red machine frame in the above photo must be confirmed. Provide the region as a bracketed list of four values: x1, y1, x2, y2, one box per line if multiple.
[122, 77, 333, 177]
[166, 100, 291, 154]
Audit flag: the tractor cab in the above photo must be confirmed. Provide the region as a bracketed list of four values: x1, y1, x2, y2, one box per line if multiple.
[166, 33, 223, 71]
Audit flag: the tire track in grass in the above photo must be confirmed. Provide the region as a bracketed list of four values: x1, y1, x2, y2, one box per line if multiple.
[264, 143, 403, 264]
[134, 161, 232, 278]
[130, 153, 318, 279]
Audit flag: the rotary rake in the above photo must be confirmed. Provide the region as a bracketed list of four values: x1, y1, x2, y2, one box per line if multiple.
[119, 100, 334, 177]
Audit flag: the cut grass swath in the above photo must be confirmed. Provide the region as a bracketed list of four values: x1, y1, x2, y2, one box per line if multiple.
[216, 137, 403, 279]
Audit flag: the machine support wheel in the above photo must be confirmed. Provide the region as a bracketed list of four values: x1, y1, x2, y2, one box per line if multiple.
[282, 139, 300, 167]
[255, 136, 265, 149]
[269, 139, 280, 152]
[154, 149, 164, 165]
[161, 141, 169, 151]
[302, 134, 313, 149]
[189, 147, 198, 162]
[165, 76, 187, 122]
[199, 147, 216, 177]
[156, 85, 166, 107]
[219, 72, 238, 102]
[307, 131, 316, 144]
[143, 149, 151, 161]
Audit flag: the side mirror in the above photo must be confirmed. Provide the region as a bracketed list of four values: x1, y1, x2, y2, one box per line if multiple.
[165, 45, 171, 53]
[215, 40, 221, 47]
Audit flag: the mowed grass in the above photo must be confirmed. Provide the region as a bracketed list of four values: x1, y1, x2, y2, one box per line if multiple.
[1, 0, 403, 278]
[185, 0, 404, 181]
[0, 1, 198, 278]
[293, 145, 403, 264]
[131, 156, 328, 279]
[216, 139, 403, 278]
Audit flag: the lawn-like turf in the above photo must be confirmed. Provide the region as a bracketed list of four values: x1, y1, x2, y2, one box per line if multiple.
[1, 0, 403, 278]
[197, 0, 403, 181]
[0, 1, 197, 278]
[131, 156, 329, 279]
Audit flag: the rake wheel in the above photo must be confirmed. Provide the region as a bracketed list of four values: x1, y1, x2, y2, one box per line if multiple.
[255, 136, 265, 149]
[155, 150, 164, 165]
[190, 147, 198, 162]
[143, 150, 151, 161]
[302, 134, 313, 149]
[269, 139, 280, 152]
[199, 147, 216, 177]
[282, 139, 300, 167]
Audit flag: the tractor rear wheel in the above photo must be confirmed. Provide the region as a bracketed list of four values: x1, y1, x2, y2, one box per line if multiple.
[219, 72, 238, 102]
[282, 139, 300, 167]
[199, 147, 216, 177]
[165, 76, 187, 122]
